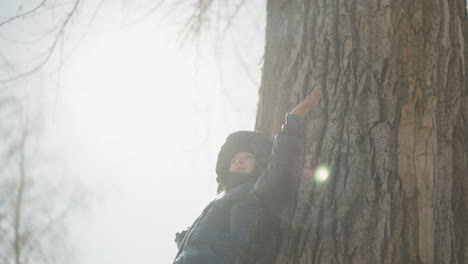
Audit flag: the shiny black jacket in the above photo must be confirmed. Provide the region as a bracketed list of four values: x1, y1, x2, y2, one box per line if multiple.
[174, 114, 305, 264]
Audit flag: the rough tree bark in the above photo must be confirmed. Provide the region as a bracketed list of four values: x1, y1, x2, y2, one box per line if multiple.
[255, 0, 468, 263]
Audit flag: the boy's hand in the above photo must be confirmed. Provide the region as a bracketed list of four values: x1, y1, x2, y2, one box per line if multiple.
[289, 90, 321, 117]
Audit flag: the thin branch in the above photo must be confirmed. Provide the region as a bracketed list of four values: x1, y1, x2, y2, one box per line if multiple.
[223, 0, 247, 33]
[23, 238, 49, 264]
[0, 0, 81, 84]
[43, 0, 105, 79]
[117, 0, 166, 29]
[0, 0, 47, 28]
[1, 255, 13, 264]
[229, 30, 259, 87]
[14, 130, 28, 264]
[51, 30, 65, 123]
[0, 21, 65, 46]
[22, 204, 77, 264]
[177, 0, 214, 47]
[0, 2, 78, 46]
[79, 0, 105, 36]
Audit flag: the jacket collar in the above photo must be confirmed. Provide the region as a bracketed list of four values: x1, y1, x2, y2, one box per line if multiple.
[227, 171, 254, 189]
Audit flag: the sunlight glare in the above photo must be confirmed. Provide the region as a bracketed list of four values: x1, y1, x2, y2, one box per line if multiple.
[315, 165, 330, 183]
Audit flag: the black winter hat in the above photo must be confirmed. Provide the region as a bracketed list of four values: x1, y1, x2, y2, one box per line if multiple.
[216, 131, 272, 191]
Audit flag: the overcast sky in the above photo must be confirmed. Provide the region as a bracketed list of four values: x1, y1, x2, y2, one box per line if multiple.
[1, 1, 266, 263]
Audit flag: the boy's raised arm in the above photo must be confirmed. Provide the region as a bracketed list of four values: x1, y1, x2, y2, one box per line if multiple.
[253, 90, 320, 211]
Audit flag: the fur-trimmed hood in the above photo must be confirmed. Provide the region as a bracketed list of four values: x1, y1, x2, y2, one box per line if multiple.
[215, 131, 272, 193]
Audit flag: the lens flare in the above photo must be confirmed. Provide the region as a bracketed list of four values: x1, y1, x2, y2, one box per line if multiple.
[315, 166, 330, 183]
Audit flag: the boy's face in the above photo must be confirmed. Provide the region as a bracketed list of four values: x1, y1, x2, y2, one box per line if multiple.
[229, 152, 256, 174]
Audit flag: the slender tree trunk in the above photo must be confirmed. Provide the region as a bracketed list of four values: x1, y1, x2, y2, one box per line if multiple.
[14, 131, 27, 264]
[255, 0, 468, 263]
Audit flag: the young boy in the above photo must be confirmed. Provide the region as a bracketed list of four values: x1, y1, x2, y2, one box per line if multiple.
[173, 91, 320, 264]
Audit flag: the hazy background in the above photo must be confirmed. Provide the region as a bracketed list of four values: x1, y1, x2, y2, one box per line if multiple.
[0, 1, 265, 263]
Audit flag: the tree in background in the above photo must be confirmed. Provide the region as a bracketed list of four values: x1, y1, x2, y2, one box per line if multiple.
[0, 83, 85, 264]
[254, 0, 468, 263]
[0, 2, 88, 263]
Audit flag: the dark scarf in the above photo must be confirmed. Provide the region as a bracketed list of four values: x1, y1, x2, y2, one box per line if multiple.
[227, 171, 255, 189]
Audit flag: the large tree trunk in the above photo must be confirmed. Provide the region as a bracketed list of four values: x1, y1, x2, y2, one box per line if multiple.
[255, 0, 468, 263]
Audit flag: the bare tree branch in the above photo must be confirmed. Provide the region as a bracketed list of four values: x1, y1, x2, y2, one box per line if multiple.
[0, 1, 81, 47]
[116, 0, 166, 29]
[0, 0, 81, 84]
[22, 202, 79, 264]
[0, 19, 65, 46]
[223, 0, 247, 33]
[177, 0, 214, 46]
[229, 30, 259, 87]
[14, 129, 28, 264]
[0, 0, 47, 28]
[1, 255, 13, 264]
[24, 238, 49, 264]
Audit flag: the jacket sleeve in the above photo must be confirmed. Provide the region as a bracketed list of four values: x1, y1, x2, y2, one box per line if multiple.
[253, 114, 305, 212]
[175, 227, 190, 250]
